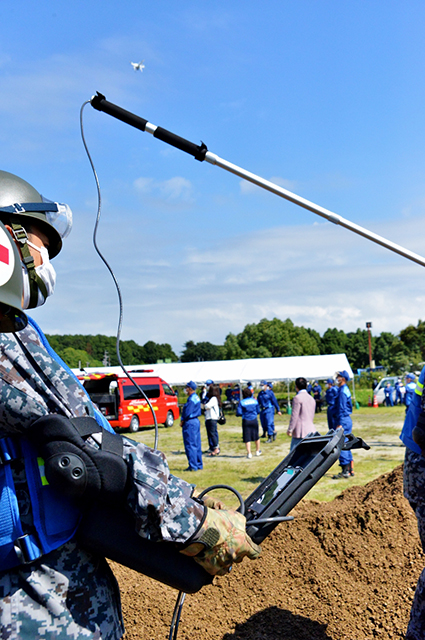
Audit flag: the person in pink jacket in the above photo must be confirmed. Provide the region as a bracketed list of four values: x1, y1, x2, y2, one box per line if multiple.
[287, 377, 316, 451]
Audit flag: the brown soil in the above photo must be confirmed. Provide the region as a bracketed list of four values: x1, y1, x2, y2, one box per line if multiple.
[112, 465, 423, 640]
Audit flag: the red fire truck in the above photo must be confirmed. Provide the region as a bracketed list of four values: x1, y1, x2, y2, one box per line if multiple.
[79, 371, 180, 433]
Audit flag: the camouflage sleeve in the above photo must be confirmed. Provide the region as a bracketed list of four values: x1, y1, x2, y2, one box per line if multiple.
[0, 328, 94, 434]
[123, 438, 206, 544]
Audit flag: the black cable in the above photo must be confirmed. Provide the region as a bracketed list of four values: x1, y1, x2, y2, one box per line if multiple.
[197, 484, 245, 515]
[169, 483, 245, 640]
[79, 100, 159, 450]
[169, 591, 186, 640]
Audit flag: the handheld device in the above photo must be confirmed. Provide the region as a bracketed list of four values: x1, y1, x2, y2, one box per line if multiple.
[245, 429, 369, 544]
[77, 428, 369, 594]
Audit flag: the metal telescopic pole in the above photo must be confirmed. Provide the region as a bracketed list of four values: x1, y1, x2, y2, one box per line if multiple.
[90, 92, 425, 269]
[203, 152, 425, 268]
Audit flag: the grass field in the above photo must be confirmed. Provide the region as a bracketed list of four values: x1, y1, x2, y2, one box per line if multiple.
[127, 404, 407, 508]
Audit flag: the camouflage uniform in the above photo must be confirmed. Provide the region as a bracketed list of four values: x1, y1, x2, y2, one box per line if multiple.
[403, 366, 425, 639]
[404, 449, 425, 639]
[0, 321, 205, 639]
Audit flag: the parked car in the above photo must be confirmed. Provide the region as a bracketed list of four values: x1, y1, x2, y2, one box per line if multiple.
[78, 372, 179, 432]
[373, 376, 401, 405]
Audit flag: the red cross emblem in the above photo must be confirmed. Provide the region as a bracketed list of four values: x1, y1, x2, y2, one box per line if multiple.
[0, 244, 9, 265]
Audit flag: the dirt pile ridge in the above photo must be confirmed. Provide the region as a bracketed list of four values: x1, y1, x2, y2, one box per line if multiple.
[112, 465, 424, 639]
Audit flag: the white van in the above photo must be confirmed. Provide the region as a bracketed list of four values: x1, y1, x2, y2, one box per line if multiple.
[373, 376, 402, 405]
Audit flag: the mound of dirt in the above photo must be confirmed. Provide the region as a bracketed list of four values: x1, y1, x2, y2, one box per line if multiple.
[112, 465, 424, 639]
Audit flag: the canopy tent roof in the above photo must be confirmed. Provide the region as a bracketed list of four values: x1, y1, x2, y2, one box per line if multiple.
[72, 353, 353, 386]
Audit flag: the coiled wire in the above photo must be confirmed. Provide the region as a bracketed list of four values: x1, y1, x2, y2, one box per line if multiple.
[79, 100, 159, 450]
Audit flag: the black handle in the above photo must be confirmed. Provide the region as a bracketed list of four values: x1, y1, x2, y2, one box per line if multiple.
[90, 92, 208, 161]
[91, 92, 149, 133]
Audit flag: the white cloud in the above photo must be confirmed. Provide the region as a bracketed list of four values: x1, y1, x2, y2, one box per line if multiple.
[159, 177, 193, 201]
[134, 177, 155, 193]
[134, 176, 194, 203]
[33, 210, 425, 354]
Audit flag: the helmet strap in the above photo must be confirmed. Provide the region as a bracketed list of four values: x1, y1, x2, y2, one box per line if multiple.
[11, 222, 48, 307]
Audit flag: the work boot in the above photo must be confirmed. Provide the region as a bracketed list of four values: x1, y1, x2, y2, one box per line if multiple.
[332, 464, 350, 479]
[272, 432, 276, 441]
[266, 437, 273, 443]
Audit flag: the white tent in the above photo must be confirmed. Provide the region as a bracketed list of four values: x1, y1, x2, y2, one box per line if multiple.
[72, 353, 352, 386]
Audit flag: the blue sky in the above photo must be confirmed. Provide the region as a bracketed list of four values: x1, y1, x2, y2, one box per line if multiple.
[1, 1, 425, 355]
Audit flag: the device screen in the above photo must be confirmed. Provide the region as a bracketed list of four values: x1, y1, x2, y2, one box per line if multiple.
[255, 467, 300, 508]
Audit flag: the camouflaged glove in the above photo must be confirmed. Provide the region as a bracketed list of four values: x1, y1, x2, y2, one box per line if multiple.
[193, 490, 226, 510]
[180, 508, 261, 576]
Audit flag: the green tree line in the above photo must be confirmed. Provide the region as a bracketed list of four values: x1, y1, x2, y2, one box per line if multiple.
[181, 318, 425, 375]
[44, 334, 178, 369]
[46, 317, 425, 375]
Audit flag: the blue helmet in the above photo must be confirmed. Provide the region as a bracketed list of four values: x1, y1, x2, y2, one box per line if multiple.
[337, 370, 350, 381]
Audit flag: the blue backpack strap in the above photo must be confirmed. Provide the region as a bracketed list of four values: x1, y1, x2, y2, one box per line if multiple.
[0, 437, 26, 571]
[20, 438, 81, 557]
[0, 437, 82, 572]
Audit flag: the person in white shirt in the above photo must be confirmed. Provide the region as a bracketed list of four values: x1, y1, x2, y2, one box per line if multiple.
[202, 384, 221, 456]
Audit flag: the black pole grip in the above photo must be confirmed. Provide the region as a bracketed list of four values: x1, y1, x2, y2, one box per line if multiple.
[91, 92, 148, 133]
[153, 128, 207, 161]
[90, 92, 208, 161]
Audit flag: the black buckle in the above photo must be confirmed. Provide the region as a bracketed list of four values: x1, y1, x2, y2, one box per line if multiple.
[14, 534, 43, 564]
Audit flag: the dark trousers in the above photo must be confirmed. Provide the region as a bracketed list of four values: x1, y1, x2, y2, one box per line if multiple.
[205, 419, 219, 450]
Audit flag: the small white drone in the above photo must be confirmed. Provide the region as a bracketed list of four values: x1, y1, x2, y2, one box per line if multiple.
[131, 61, 145, 72]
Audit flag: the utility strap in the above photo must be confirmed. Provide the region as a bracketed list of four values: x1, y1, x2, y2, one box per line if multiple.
[0, 203, 58, 214]
[70, 416, 124, 457]
[11, 222, 48, 306]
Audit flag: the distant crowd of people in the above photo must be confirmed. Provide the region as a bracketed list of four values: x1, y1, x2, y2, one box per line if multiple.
[180, 375, 353, 474]
[378, 374, 417, 409]
[180, 379, 283, 468]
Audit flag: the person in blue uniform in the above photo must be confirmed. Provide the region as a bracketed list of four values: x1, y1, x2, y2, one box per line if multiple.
[384, 382, 394, 407]
[231, 385, 240, 406]
[236, 387, 261, 458]
[225, 386, 233, 402]
[312, 381, 322, 413]
[325, 378, 338, 431]
[400, 365, 425, 638]
[332, 370, 354, 479]
[257, 381, 281, 442]
[405, 373, 417, 413]
[180, 381, 203, 471]
[395, 379, 403, 405]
